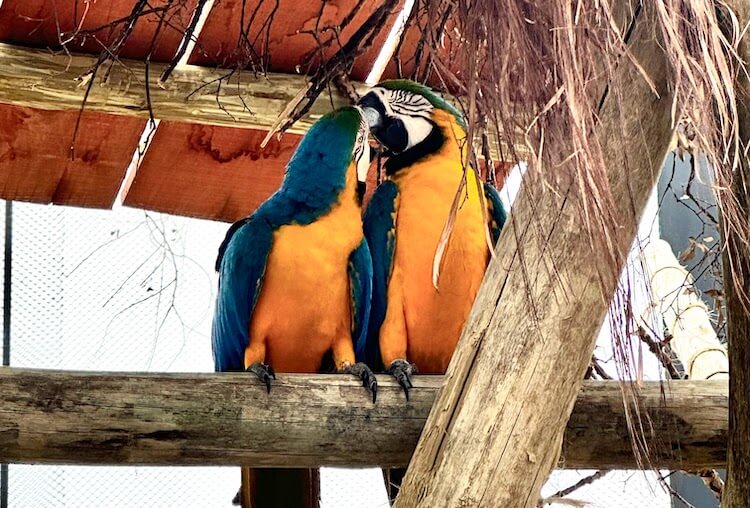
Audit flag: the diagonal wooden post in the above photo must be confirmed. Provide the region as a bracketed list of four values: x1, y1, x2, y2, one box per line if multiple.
[393, 6, 674, 507]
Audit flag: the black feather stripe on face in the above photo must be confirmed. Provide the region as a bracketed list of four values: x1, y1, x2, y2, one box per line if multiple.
[384, 123, 444, 175]
[358, 87, 441, 170]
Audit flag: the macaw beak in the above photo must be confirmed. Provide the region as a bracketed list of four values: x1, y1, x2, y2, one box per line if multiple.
[358, 92, 383, 129]
[352, 105, 372, 204]
[355, 136, 370, 204]
[361, 106, 382, 129]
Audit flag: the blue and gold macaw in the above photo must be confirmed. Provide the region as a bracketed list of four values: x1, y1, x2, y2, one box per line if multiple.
[358, 79, 507, 502]
[358, 80, 507, 392]
[211, 106, 377, 508]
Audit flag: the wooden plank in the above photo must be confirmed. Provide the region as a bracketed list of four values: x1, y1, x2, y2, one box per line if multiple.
[124, 122, 298, 222]
[0, 42, 351, 136]
[188, 0, 403, 81]
[722, 1, 750, 505]
[393, 4, 676, 507]
[0, 104, 146, 208]
[0, 42, 521, 154]
[0, 0, 197, 62]
[0, 368, 728, 469]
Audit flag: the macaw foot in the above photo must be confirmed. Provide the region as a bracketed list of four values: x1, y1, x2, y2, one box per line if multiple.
[342, 362, 378, 403]
[388, 359, 417, 401]
[246, 362, 276, 393]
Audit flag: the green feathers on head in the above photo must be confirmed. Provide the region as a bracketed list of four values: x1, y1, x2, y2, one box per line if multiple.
[378, 79, 466, 129]
[324, 106, 364, 135]
[283, 106, 364, 199]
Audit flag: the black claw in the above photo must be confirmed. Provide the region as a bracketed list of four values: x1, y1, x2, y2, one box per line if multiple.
[343, 362, 378, 403]
[246, 362, 276, 393]
[388, 359, 417, 401]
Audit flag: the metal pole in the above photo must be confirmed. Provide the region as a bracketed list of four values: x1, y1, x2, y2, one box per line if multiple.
[2, 200, 12, 508]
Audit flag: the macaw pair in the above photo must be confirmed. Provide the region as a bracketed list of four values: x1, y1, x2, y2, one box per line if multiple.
[211, 80, 506, 507]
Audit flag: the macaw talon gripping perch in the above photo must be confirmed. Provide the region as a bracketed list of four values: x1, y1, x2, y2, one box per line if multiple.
[246, 362, 276, 394]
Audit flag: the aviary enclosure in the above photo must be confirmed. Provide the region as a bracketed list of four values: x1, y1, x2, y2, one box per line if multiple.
[0, 0, 747, 507]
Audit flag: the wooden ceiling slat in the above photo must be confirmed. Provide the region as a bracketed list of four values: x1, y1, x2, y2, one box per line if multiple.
[123, 122, 300, 222]
[188, 0, 404, 81]
[0, 104, 146, 208]
[0, 0, 197, 61]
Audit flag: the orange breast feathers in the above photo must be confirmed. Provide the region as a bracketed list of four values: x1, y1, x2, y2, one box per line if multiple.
[379, 110, 491, 374]
[246, 163, 363, 373]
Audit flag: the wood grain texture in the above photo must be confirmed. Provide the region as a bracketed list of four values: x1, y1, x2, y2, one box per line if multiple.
[393, 5, 675, 507]
[0, 368, 728, 470]
[722, 1, 750, 505]
[187, 0, 403, 81]
[0, 0, 197, 62]
[123, 122, 298, 222]
[0, 43, 352, 136]
[0, 104, 146, 208]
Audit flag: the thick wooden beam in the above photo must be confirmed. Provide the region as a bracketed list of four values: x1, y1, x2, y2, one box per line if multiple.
[0, 368, 728, 469]
[0, 43, 349, 136]
[0, 43, 519, 160]
[394, 5, 674, 507]
[722, 1, 750, 505]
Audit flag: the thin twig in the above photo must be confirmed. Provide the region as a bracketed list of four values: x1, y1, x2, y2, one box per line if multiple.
[550, 470, 611, 499]
[161, 0, 210, 82]
[637, 326, 683, 380]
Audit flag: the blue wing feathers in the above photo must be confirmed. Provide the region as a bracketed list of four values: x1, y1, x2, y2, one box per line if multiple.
[483, 182, 507, 245]
[211, 216, 274, 372]
[361, 181, 399, 370]
[211, 107, 372, 374]
[350, 239, 373, 364]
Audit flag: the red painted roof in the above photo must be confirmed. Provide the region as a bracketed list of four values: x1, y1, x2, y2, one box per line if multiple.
[124, 122, 299, 222]
[0, 0, 473, 220]
[188, 0, 404, 81]
[0, 104, 146, 208]
[0, 0, 197, 61]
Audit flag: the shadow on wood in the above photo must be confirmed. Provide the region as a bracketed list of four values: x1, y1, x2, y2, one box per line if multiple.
[0, 368, 727, 469]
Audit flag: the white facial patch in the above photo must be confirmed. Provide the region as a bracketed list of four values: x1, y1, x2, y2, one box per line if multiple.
[370, 86, 435, 151]
[402, 116, 434, 150]
[371, 87, 434, 119]
[352, 108, 370, 183]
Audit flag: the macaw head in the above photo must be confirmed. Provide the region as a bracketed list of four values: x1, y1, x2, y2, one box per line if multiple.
[284, 106, 370, 203]
[357, 79, 465, 156]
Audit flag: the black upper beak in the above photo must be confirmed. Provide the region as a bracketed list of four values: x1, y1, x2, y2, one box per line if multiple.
[358, 92, 384, 129]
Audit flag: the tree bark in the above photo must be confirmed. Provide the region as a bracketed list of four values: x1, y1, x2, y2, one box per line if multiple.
[722, 1, 750, 505]
[393, 5, 674, 507]
[0, 368, 727, 470]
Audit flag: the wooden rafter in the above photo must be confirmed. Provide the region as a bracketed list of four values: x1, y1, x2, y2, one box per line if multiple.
[0, 43, 352, 135]
[0, 43, 518, 155]
[0, 368, 728, 470]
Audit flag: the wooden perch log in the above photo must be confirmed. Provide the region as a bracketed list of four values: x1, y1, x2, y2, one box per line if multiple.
[0, 368, 728, 469]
